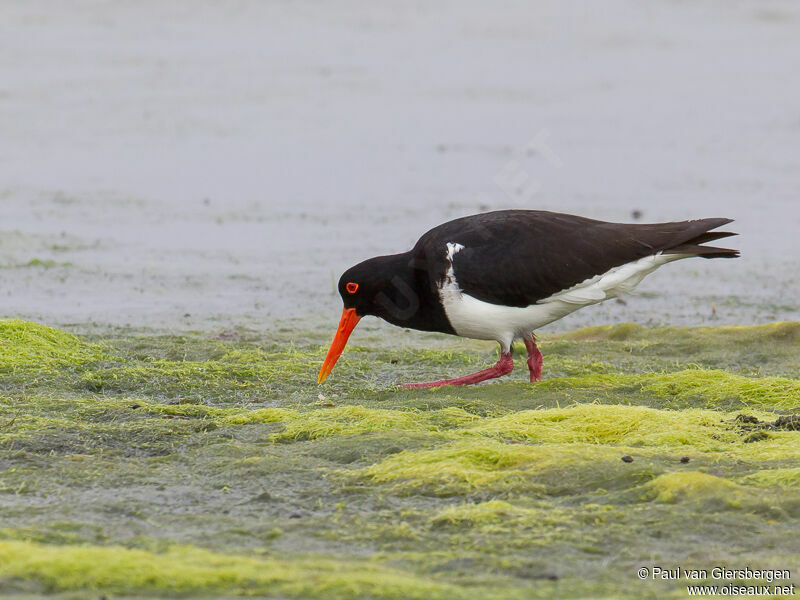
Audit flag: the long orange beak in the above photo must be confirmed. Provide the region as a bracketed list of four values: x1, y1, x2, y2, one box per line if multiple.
[318, 307, 361, 383]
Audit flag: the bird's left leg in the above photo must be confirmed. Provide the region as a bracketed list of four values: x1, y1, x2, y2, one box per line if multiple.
[523, 333, 543, 382]
[402, 344, 513, 389]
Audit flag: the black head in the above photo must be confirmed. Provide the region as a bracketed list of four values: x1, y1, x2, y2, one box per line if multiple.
[319, 251, 452, 383]
[319, 254, 412, 384]
[337, 252, 430, 326]
[337, 256, 395, 317]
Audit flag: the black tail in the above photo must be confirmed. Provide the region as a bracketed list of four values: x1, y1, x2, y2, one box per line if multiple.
[663, 219, 739, 259]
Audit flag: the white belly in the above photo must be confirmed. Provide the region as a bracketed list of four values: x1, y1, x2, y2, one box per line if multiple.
[438, 252, 684, 350]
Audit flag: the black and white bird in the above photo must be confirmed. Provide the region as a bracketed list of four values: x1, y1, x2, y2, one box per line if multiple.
[318, 210, 738, 388]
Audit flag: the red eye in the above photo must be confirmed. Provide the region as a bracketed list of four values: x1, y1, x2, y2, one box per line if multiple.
[346, 282, 358, 294]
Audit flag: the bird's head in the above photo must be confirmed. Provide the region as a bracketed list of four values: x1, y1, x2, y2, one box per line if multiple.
[336, 258, 390, 317]
[317, 257, 393, 383]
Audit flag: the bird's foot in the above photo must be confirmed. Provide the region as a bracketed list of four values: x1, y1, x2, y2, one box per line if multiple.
[524, 336, 543, 382]
[402, 352, 513, 388]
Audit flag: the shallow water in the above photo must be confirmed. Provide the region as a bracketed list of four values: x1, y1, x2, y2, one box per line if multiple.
[1, 1, 798, 333]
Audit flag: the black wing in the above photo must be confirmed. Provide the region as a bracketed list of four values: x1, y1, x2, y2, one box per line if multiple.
[413, 210, 737, 308]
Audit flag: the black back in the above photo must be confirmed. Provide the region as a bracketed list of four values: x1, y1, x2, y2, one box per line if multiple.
[412, 210, 737, 308]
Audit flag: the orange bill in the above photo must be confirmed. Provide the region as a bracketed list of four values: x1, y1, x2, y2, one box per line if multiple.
[318, 307, 361, 383]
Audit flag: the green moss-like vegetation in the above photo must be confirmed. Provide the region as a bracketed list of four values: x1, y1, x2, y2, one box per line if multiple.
[536, 369, 800, 410]
[430, 500, 529, 526]
[19, 258, 73, 269]
[1, 320, 799, 599]
[739, 467, 800, 488]
[0, 540, 486, 600]
[0, 319, 105, 371]
[639, 471, 740, 503]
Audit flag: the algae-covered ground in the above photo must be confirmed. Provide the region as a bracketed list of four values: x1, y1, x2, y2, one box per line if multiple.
[1, 319, 799, 599]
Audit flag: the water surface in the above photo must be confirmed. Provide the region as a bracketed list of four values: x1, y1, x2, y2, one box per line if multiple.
[1, 1, 798, 332]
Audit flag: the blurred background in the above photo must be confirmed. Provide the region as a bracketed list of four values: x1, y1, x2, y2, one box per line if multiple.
[1, 0, 798, 332]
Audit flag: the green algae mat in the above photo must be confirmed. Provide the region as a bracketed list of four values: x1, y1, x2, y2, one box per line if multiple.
[1, 319, 799, 599]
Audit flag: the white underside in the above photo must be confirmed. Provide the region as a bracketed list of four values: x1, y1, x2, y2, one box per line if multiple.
[438, 249, 686, 351]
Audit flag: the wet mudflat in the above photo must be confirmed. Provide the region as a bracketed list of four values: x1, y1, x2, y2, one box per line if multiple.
[1, 319, 799, 599]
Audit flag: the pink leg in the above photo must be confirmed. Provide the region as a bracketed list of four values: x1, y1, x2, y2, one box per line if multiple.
[402, 351, 514, 389]
[524, 335, 543, 382]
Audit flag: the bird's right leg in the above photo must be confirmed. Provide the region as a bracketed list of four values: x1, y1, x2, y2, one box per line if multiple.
[523, 333, 543, 382]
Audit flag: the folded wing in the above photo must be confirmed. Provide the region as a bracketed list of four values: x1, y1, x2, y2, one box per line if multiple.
[415, 210, 738, 308]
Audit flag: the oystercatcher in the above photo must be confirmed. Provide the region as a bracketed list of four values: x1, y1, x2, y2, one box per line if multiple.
[318, 210, 738, 388]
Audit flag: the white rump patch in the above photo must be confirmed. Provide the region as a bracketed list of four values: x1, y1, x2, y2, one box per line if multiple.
[538, 252, 683, 305]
